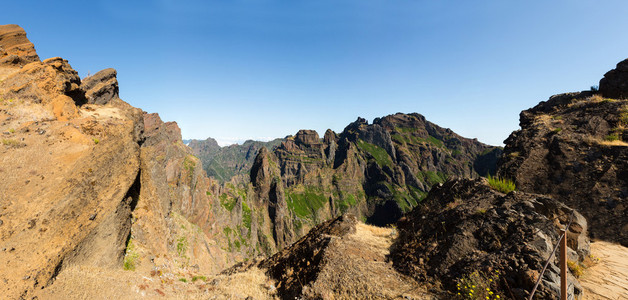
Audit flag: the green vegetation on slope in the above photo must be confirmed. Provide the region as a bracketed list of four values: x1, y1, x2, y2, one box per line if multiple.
[356, 139, 392, 167]
[286, 185, 328, 219]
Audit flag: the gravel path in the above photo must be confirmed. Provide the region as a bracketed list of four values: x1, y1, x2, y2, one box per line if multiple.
[580, 241, 628, 300]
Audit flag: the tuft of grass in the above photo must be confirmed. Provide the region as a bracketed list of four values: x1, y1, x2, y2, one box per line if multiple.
[604, 133, 619, 142]
[191, 275, 207, 282]
[93, 138, 99, 144]
[2, 138, 21, 147]
[552, 127, 562, 134]
[487, 175, 515, 194]
[179, 278, 188, 283]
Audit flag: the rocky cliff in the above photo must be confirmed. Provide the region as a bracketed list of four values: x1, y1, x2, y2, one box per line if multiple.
[0, 25, 231, 298]
[188, 137, 283, 182]
[243, 113, 501, 250]
[498, 59, 628, 246]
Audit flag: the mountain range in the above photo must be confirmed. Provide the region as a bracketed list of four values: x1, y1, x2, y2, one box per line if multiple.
[0, 24, 626, 299]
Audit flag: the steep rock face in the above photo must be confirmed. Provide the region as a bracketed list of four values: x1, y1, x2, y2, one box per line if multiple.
[0, 45, 143, 298]
[128, 112, 230, 274]
[498, 88, 628, 245]
[0, 26, 232, 298]
[391, 179, 590, 300]
[600, 58, 628, 99]
[244, 113, 501, 252]
[188, 137, 283, 182]
[0, 24, 39, 66]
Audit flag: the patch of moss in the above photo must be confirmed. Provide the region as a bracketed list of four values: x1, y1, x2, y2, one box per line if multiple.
[421, 170, 447, 186]
[123, 238, 139, 271]
[242, 201, 252, 232]
[219, 193, 236, 211]
[356, 139, 392, 167]
[335, 192, 358, 212]
[286, 185, 328, 219]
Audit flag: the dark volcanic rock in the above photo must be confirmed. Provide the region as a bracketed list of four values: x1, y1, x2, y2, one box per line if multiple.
[600, 58, 628, 99]
[498, 85, 628, 245]
[391, 179, 589, 300]
[82, 68, 119, 105]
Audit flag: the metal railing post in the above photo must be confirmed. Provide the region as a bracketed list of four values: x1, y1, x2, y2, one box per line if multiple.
[560, 229, 567, 299]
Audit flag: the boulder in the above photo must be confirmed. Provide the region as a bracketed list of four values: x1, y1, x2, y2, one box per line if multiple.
[599, 58, 628, 99]
[81, 68, 119, 105]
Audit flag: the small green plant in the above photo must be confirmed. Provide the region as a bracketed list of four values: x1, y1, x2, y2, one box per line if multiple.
[552, 127, 562, 134]
[604, 133, 619, 142]
[486, 175, 515, 194]
[176, 236, 188, 257]
[191, 275, 207, 282]
[93, 138, 100, 144]
[179, 278, 188, 283]
[8, 128, 15, 133]
[455, 270, 503, 299]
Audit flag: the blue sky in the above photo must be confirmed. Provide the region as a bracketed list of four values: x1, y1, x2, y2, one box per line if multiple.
[3, 1, 628, 146]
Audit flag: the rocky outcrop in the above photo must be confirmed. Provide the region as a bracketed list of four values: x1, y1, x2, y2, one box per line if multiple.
[0, 26, 231, 298]
[498, 81, 628, 245]
[0, 54, 143, 298]
[0, 24, 39, 66]
[600, 58, 628, 99]
[391, 179, 590, 299]
[81, 68, 119, 105]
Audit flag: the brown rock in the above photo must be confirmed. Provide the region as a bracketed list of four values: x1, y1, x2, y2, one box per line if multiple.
[0, 24, 39, 66]
[82, 68, 119, 105]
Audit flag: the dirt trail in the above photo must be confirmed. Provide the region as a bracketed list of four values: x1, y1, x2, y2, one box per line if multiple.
[580, 241, 628, 300]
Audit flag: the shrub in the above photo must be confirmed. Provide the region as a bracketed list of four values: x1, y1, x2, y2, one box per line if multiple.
[487, 175, 515, 194]
[568, 260, 584, 278]
[454, 270, 503, 299]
